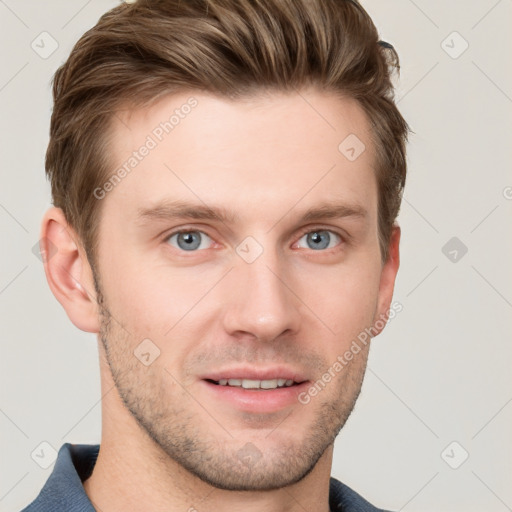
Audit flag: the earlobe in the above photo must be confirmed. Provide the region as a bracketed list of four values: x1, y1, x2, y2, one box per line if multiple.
[372, 224, 401, 337]
[40, 207, 100, 333]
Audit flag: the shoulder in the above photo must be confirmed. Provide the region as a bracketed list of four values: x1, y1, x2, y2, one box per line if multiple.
[19, 443, 99, 512]
[329, 477, 393, 512]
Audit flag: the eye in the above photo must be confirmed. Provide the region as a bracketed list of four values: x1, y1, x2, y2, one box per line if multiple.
[296, 229, 342, 251]
[165, 230, 214, 251]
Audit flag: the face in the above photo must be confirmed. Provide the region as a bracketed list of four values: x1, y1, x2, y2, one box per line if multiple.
[92, 88, 396, 491]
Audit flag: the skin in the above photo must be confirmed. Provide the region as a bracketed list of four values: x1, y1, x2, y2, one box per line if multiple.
[41, 88, 400, 512]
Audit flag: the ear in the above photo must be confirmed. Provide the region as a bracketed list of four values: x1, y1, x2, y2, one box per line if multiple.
[40, 207, 100, 333]
[371, 224, 401, 336]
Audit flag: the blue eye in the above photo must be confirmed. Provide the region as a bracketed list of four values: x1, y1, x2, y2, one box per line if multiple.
[297, 230, 342, 251]
[165, 228, 342, 253]
[166, 230, 213, 251]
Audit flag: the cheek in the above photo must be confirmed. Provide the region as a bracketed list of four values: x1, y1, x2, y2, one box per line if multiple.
[100, 259, 219, 343]
[294, 258, 381, 342]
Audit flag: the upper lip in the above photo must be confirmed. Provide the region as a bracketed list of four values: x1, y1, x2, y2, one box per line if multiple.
[201, 366, 309, 383]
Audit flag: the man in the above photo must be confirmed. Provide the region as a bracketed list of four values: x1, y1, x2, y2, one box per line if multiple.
[22, 0, 409, 510]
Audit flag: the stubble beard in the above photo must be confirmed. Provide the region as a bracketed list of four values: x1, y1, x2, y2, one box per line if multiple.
[94, 279, 369, 491]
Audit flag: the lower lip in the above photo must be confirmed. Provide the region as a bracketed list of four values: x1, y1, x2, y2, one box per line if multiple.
[200, 380, 310, 413]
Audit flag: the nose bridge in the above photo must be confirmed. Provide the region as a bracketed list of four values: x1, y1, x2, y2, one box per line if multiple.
[222, 240, 301, 341]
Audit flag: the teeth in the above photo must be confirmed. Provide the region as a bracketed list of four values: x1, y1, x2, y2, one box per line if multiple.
[241, 379, 260, 389]
[217, 378, 295, 389]
[260, 379, 277, 389]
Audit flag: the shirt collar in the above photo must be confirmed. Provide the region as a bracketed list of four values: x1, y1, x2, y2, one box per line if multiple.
[22, 443, 98, 511]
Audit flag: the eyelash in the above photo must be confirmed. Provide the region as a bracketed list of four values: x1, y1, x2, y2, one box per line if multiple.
[163, 226, 346, 253]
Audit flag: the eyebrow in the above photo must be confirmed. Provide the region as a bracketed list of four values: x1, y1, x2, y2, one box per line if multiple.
[136, 199, 368, 226]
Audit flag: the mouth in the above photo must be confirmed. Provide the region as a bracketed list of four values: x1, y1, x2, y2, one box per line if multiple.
[204, 378, 304, 390]
[200, 370, 310, 413]
[201, 371, 309, 414]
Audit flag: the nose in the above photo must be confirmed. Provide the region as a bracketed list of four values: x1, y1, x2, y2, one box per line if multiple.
[221, 246, 302, 343]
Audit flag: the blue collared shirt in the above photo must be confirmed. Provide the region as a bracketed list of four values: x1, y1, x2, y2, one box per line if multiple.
[20, 443, 391, 511]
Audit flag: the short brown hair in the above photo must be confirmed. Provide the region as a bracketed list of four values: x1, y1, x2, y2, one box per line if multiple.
[46, 0, 410, 265]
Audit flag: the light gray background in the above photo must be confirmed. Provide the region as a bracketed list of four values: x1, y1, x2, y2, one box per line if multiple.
[1, 1, 511, 511]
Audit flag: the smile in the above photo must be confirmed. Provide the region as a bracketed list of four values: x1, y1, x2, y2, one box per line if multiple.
[208, 378, 298, 389]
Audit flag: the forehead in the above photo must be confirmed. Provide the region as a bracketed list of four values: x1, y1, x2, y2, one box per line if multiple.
[104, 88, 377, 227]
